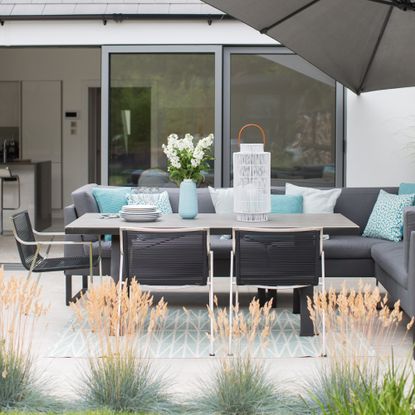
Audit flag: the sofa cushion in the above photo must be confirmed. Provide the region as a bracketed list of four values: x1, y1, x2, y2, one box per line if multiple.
[323, 235, 384, 259]
[271, 195, 303, 213]
[165, 187, 215, 214]
[210, 235, 232, 259]
[286, 183, 341, 213]
[72, 183, 100, 217]
[127, 190, 173, 214]
[363, 190, 414, 242]
[93, 187, 131, 213]
[209, 187, 234, 213]
[371, 242, 407, 289]
[399, 182, 415, 196]
[334, 187, 398, 232]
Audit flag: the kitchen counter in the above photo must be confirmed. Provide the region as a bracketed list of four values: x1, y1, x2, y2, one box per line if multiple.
[1, 160, 51, 231]
[0, 159, 45, 165]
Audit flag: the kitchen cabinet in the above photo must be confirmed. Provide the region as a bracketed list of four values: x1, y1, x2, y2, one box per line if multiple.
[22, 80, 62, 209]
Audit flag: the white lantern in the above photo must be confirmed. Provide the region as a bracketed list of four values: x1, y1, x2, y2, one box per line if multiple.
[233, 124, 271, 222]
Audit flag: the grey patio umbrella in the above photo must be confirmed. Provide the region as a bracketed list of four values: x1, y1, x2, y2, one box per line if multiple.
[202, 0, 415, 94]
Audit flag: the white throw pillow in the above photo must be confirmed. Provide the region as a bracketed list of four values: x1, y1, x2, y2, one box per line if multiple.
[208, 187, 234, 214]
[285, 183, 341, 213]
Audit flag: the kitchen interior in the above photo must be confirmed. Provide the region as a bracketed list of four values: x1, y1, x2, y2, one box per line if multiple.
[0, 47, 101, 265]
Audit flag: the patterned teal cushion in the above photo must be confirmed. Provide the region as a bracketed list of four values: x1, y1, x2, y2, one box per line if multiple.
[363, 190, 415, 242]
[92, 187, 131, 213]
[127, 191, 173, 214]
[399, 182, 415, 198]
[271, 195, 303, 214]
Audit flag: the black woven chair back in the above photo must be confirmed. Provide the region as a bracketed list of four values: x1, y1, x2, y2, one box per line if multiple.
[11, 211, 43, 270]
[234, 229, 321, 286]
[121, 229, 209, 286]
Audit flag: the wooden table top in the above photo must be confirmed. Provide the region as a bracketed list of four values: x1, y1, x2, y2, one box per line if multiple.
[66, 212, 359, 236]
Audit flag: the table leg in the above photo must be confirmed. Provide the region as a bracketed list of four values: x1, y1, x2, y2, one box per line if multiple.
[111, 234, 120, 283]
[293, 288, 300, 314]
[258, 288, 267, 306]
[299, 286, 314, 336]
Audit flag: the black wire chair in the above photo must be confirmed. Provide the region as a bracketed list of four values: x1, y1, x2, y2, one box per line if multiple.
[11, 210, 101, 305]
[230, 226, 326, 356]
[119, 227, 215, 355]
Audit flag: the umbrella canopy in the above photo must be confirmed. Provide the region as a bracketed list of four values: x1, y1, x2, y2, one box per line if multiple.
[202, 0, 415, 94]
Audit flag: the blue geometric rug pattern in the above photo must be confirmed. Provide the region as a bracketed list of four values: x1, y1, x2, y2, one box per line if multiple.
[47, 307, 321, 358]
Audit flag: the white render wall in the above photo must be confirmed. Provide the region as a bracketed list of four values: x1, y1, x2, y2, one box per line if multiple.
[0, 19, 276, 46]
[346, 88, 415, 187]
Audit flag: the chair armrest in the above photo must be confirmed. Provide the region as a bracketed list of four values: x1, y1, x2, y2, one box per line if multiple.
[14, 234, 93, 247]
[33, 230, 65, 237]
[404, 207, 415, 269]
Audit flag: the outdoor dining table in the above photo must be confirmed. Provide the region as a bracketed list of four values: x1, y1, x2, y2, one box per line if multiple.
[65, 212, 360, 279]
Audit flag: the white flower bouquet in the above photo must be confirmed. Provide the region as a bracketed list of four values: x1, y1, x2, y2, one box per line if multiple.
[162, 133, 214, 185]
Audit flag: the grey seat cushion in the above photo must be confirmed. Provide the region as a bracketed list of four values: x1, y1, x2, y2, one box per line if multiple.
[323, 235, 385, 259]
[83, 240, 112, 258]
[210, 235, 232, 259]
[371, 242, 408, 289]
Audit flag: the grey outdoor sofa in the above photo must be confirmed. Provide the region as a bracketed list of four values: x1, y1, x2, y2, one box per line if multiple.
[64, 184, 415, 347]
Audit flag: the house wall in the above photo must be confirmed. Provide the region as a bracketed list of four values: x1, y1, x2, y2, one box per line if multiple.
[0, 19, 276, 46]
[0, 47, 100, 206]
[346, 88, 415, 187]
[1, 19, 414, 192]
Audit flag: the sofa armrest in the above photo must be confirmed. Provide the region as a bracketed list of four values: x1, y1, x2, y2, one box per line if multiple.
[64, 205, 84, 258]
[404, 207, 415, 269]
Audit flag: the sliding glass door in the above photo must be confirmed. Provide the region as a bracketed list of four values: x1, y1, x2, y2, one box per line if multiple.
[102, 46, 221, 187]
[102, 46, 343, 188]
[223, 48, 341, 188]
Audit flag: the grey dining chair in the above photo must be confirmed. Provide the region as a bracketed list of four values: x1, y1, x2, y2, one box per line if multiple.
[119, 226, 215, 355]
[229, 226, 326, 356]
[11, 210, 101, 305]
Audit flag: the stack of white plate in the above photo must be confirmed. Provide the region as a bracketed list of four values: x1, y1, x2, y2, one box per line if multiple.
[119, 205, 161, 222]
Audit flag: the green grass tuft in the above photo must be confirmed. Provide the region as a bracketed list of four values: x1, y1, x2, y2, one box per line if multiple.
[187, 357, 304, 415]
[305, 358, 415, 415]
[78, 351, 180, 414]
[0, 342, 62, 413]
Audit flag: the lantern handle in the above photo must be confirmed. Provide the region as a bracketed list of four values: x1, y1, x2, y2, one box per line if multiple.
[237, 123, 267, 145]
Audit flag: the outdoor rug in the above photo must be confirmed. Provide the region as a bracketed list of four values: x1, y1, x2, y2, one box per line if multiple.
[47, 307, 324, 359]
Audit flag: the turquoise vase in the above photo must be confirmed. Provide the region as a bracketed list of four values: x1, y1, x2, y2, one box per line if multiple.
[179, 179, 198, 219]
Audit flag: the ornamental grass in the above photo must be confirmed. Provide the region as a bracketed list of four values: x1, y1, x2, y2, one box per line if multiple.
[187, 297, 303, 415]
[305, 358, 415, 415]
[307, 281, 414, 358]
[0, 269, 60, 412]
[207, 295, 277, 357]
[304, 282, 415, 414]
[71, 278, 179, 414]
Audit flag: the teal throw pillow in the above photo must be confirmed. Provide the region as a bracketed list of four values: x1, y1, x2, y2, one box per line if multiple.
[93, 187, 131, 242]
[399, 183, 415, 198]
[363, 190, 414, 242]
[127, 190, 173, 214]
[271, 195, 303, 214]
[92, 187, 131, 213]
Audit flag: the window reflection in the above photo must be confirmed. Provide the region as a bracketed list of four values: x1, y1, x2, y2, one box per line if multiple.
[109, 53, 215, 187]
[230, 54, 336, 187]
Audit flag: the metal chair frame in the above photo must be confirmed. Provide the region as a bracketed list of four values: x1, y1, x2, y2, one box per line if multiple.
[119, 226, 215, 356]
[10, 211, 102, 304]
[229, 226, 326, 357]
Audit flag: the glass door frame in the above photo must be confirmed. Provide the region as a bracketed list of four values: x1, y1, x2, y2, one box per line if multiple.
[101, 45, 223, 186]
[222, 46, 345, 188]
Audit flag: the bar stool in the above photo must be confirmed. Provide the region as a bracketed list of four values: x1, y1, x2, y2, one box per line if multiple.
[0, 167, 21, 234]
